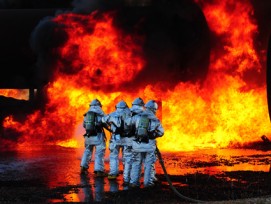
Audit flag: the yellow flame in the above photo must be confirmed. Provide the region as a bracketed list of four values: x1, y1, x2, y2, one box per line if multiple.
[57, 139, 79, 148]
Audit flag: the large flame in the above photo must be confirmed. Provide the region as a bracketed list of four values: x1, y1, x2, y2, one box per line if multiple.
[2, 0, 271, 152]
[52, 11, 145, 88]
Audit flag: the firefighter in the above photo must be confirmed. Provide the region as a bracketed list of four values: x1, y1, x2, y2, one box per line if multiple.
[123, 97, 145, 186]
[129, 99, 164, 188]
[130, 97, 145, 117]
[102, 100, 131, 180]
[80, 99, 108, 177]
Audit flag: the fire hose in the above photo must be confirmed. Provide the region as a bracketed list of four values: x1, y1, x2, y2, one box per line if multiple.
[155, 146, 205, 203]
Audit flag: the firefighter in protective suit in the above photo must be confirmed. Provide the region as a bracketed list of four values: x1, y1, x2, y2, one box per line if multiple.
[102, 100, 131, 179]
[80, 99, 108, 177]
[123, 97, 145, 185]
[129, 100, 164, 187]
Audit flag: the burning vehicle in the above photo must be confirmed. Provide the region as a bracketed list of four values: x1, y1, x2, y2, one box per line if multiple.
[1, 0, 271, 203]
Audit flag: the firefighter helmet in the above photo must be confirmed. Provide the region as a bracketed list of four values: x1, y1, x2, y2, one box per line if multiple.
[132, 97, 144, 106]
[90, 99, 102, 107]
[116, 100, 128, 109]
[144, 100, 158, 111]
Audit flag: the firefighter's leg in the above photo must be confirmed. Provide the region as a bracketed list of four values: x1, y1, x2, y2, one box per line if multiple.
[123, 145, 133, 184]
[129, 152, 142, 187]
[151, 154, 158, 182]
[94, 141, 106, 173]
[143, 151, 156, 187]
[108, 141, 120, 178]
[80, 144, 94, 170]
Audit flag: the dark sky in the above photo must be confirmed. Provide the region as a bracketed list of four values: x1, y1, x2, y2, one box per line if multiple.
[0, 0, 73, 9]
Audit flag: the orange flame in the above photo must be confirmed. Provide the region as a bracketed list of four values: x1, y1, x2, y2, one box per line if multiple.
[0, 89, 29, 100]
[3, 116, 18, 128]
[53, 12, 145, 88]
[2, 1, 271, 152]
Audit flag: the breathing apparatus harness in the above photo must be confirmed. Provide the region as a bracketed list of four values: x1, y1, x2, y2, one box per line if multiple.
[155, 146, 205, 203]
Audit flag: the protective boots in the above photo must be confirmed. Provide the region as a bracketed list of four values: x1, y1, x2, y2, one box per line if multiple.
[107, 174, 118, 180]
[94, 171, 108, 177]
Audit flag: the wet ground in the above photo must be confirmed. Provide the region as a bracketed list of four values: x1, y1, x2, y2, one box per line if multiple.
[1, 146, 271, 203]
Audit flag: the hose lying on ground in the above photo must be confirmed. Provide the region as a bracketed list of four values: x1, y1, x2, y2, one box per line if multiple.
[156, 147, 205, 203]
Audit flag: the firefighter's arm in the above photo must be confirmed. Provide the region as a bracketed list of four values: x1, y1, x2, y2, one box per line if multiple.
[109, 116, 121, 128]
[156, 124, 164, 137]
[150, 123, 164, 138]
[98, 115, 112, 133]
[102, 122, 112, 133]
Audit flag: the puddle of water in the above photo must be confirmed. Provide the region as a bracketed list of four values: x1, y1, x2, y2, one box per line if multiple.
[0, 147, 271, 202]
[155, 148, 271, 175]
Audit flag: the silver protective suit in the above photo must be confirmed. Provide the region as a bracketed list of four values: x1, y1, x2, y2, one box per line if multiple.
[80, 104, 106, 173]
[123, 104, 145, 184]
[102, 101, 132, 177]
[129, 108, 164, 187]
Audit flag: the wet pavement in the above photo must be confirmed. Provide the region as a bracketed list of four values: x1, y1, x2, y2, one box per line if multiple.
[1, 146, 271, 203]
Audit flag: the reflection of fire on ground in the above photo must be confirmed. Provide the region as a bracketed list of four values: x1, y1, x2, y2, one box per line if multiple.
[156, 149, 271, 176]
[1, 147, 271, 202]
[0, 0, 271, 156]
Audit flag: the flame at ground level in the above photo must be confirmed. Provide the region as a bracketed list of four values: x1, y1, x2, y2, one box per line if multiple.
[3, 77, 271, 152]
[12, 74, 268, 152]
